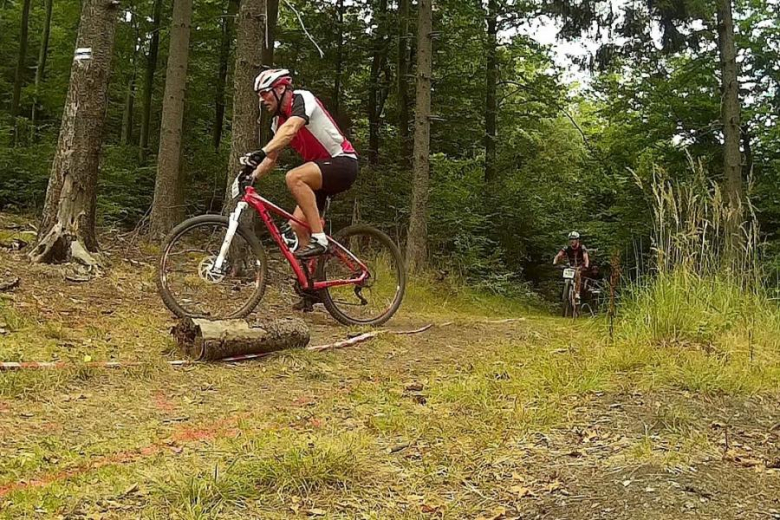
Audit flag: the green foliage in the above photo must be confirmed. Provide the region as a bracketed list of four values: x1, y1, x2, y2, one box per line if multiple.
[1, 0, 779, 299]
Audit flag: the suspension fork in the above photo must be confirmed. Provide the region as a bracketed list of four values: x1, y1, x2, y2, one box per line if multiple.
[213, 201, 248, 272]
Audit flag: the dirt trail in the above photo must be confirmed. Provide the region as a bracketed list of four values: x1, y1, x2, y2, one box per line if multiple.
[1, 219, 780, 518]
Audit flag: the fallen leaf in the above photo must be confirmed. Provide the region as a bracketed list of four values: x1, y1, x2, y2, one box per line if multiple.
[405, 382, 424, 392]
[546, 480, 563, 492]
[306, 508, 326, 516]
[421, 503, 443, 514]
[622, 480, 632, 487]
[510, 485, 534, 498]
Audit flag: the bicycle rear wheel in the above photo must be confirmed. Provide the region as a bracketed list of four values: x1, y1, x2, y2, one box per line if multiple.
[317, 225, 405, 326]
[157, 215, 268, 319]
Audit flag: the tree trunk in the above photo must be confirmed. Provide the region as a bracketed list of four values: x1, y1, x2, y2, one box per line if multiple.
[31, 0, 121, 265]
[223, 0, 265, 215]
[11, 0, 33, 145]
[716, 0, 743, 253]
[212, 0, 239, 150]
[172, 317, 310, 361]
[397, 0, 411, 169]
[406, 0, 432, 272]
[484, 0, 498, 183]
[258, 0, 279, 146]
[138, 0, 164, 162]
[120, 16, 140, 145]
[30, 0, 54, 142]
[120, 71, 137, 145]
[333, 0, 344, 118]
[150, 0, 193, 238]
[368, 0, 388, 166]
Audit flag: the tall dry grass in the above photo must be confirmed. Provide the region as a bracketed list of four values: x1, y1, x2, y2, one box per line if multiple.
[617, 158, 780, 375]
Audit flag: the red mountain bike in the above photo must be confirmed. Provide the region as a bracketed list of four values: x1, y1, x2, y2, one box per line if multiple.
[156, 175, 406, 326]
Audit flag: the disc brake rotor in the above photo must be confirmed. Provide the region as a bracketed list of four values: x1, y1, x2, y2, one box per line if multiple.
[198, 256, 227, 283]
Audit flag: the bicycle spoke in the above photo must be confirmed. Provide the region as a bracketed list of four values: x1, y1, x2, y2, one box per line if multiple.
[159, 220, 265, 319]
[319, 226, 405, 326]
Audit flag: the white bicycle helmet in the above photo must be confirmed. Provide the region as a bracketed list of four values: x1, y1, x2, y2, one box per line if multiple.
[253, 68, 292, 93]
[568, 231, 581, 240]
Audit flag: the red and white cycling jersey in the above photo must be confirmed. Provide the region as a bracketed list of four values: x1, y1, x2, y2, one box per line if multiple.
[271, 89, 357, 162]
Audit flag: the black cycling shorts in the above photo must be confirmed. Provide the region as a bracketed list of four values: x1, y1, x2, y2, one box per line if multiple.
[313, 156, 358, 211]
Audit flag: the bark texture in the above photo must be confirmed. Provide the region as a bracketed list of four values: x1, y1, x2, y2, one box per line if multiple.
[405, 0, 433, 272]
[150, 0, 193, 237]
[396, 0, 411, 169]
[484, 0, 498, 183]
[716, 0, 743, 253]
[11, 0, 33, 144]
[30, 0, 55, 142]
[172, 317, 310, 360]
[223, 0, 265, 215]
[31, 0, 121, 264]
[138, 0, 164, 161]
[212, 0, 240, 150]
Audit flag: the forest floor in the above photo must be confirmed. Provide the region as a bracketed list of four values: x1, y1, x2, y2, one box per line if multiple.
[1, 213, 780, 519]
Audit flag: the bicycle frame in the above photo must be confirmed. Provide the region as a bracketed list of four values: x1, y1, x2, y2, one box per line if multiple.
[214, 187, 369, 291]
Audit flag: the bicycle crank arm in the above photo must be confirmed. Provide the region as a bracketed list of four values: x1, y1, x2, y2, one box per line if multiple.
[214, 201, 247, 272]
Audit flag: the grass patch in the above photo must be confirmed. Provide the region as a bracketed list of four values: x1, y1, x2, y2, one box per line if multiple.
[149, 433, 372, 519]
[402, 273, 537, 319]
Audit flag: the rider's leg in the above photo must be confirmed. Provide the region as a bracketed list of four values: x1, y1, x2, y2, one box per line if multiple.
[289, 206, 310, 248]
[285, 163, 324, 235]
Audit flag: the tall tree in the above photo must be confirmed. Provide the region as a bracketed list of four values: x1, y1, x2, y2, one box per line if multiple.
[30, 0, 55, 142]
[30, 0, 121, 264]
[406, 0, 432, 271]
[333, 0, 345, 118]
[484, 0, 498, 183]
[11, 0, 33, 144]
[258, 0, 279, 146]
[396, 0, 411, 168]
[367, 0, 389, 166]
[121, 13, 140, 145]
[150, 0, 193, 237]
[716, 0, 743, 248]
[223, 0, 265, 215]
[212, 0, 240, 150]
[138, 0, 164, 161]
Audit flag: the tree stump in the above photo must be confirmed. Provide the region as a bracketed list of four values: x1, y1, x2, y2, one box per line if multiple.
[172, 317, 310, 361]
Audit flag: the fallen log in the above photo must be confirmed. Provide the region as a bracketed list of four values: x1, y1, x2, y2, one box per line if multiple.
[172, 317, 310, 361]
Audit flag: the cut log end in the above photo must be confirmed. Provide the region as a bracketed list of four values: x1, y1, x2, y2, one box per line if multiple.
[171, 317, 310, 361]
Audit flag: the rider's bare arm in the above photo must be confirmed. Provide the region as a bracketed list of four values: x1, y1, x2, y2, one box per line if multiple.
[261, 116, 307, 156]
[583, 251, 590, 269]
[553, 250, 564, 265]
[252, 151, 279, 180]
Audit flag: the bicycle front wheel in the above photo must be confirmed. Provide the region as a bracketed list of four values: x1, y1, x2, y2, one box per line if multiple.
[317, 225, 405, 326]
[157, 215, 268, 319]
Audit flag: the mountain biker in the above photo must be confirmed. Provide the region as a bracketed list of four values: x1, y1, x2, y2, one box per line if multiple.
[239, 68, 358, 260]
[553, 231, 590, 270]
